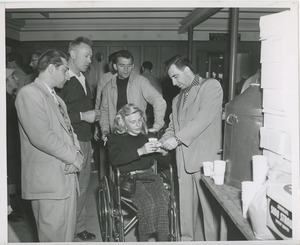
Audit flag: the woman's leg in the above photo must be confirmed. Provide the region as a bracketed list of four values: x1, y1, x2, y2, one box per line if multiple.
[142, 173, 169, 240]
[131, 180, 155, 240]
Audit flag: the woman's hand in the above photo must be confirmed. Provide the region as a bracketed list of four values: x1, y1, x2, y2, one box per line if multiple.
[137, 141, 161, 156]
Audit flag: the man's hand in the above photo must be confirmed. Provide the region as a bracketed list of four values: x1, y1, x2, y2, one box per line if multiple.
[156, 147, 169, 156]
[148, 127, 157, 133]
[94, 126, 99, 141]
[161, 137, 178, 151]
[81, 110, 100, 123]
[65, 163, 79, 174]
[101, 130, 109, 145]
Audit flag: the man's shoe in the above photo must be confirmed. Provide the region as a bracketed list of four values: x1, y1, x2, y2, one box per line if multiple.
[8, 212, 25, 222]
[77, 231, 96, 241]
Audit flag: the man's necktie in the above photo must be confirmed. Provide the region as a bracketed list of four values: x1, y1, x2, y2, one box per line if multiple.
[51, 90, 75, 145]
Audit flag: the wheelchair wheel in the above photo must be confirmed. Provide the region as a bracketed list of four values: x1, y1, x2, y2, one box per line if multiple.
[159, 169, 180, 241]
[111, 178, 125, 242]
[99, 176, 113, 242]
[169, 196, 180, 241]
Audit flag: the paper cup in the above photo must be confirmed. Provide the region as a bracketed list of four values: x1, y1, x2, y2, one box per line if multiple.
[202, 161, 213, 177]
[213, 173, 225, 185]
[213, 160, 226, 174]
[148, 138, 162, 149]
[241, 181, 260, 218]
[148, 138, 158, 142]
[252, 155, 268, 184]
[242, 202, 249, 218]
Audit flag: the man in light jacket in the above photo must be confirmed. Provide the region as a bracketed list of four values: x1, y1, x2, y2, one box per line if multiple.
[160, 55, 225, 241]
[15, 49, 83, 242]
[99, 49, 166, 142]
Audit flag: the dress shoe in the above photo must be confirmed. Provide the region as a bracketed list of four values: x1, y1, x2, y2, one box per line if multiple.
[8, 212, 25, 222]
[77, 230, 96, 241]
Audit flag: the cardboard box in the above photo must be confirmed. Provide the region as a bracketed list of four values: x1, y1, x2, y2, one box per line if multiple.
[267, 183, 292, 239]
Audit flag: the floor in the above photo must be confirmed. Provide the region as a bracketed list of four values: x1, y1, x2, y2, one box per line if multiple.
[8, 171, 139, 243]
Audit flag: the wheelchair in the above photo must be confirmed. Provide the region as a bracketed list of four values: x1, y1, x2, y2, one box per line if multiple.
[98, 159, 180, 242]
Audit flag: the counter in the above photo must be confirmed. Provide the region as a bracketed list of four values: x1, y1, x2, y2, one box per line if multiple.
[201, 175, 257, 240]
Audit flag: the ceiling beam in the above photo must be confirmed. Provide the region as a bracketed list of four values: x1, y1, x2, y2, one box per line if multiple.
[178, 8, 222, 34]
[39, 12, 49, 18]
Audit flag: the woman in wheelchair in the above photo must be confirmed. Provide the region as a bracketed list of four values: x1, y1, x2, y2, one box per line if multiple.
[107, 103, 170, 242]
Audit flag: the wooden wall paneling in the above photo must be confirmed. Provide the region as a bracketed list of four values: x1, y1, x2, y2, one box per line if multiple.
[93, 46, 107, 62]
[127, 46, 141, 75]
[140, 46, 144, 68]
[110, 45, 125, 55]
[9, 40, 261, 83]
[143, 46, 159, 76]
[196, 50, 208, 78]
[175, 45, 188, 58]
[92, 45, 107, 79]
[159, 46, 176, 78]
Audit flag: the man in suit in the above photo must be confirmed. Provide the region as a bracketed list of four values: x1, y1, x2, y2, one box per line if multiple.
[57, 36, 100, 241]
[15, 49, 83, 242]
[160, 55, 224, 241]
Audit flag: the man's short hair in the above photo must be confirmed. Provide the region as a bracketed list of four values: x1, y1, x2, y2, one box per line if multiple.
[36, 49, 68, 73]
[164, 54, 195, 74]
[113, 50, 134, 64]
[108, 52, 118, 63]
[68, 36, 93, 53]
[32, 50, 43, 57]
[7, 53, 23, 66]
[142, 61, 153, 70]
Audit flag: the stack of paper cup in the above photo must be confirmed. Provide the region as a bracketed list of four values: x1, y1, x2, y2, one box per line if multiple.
[212, 160, 226, 185]
[202, 161, 213, 177]
[252, 155, 268, 185]
[241, 181, 260, 218]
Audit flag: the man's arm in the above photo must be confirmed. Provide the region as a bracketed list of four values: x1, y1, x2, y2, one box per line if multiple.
[99, 83, 110, 137]
[15, 87, 80, 165]
[95, 73, 115, 110]
[140, 77, 166, 131]
[95, 75, 103, 110]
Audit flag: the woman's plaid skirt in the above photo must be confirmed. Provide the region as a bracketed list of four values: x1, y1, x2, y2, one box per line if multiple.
[131, 169, 169, 236]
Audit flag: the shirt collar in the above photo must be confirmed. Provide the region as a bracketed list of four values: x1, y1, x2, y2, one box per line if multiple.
[68, 69, 83, 79]
[42, 81, 55, 95]
[181, 75, 201, 94]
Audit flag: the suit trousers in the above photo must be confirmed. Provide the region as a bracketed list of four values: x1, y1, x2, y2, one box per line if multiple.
[76, 141, 92, 233]
[31, 175, 77, 242]
[178, 161, 220, 241]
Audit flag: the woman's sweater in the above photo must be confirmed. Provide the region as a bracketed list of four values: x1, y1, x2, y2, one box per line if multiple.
[108, 133, 155, 172]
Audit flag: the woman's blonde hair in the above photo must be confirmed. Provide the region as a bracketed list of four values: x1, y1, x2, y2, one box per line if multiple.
[112, 103, 148, 135]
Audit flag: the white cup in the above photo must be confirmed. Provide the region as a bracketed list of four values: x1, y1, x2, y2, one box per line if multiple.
[252, 155, 268, 184]
[213, 160, 226, 174]
[213, 173, 225, 185]
[202, 161, 213, 177]
[211, 160, 226, 185]
[148, 138, 162, 150]
[148, 138, 158, 142]
[241, 181, 260, 218]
